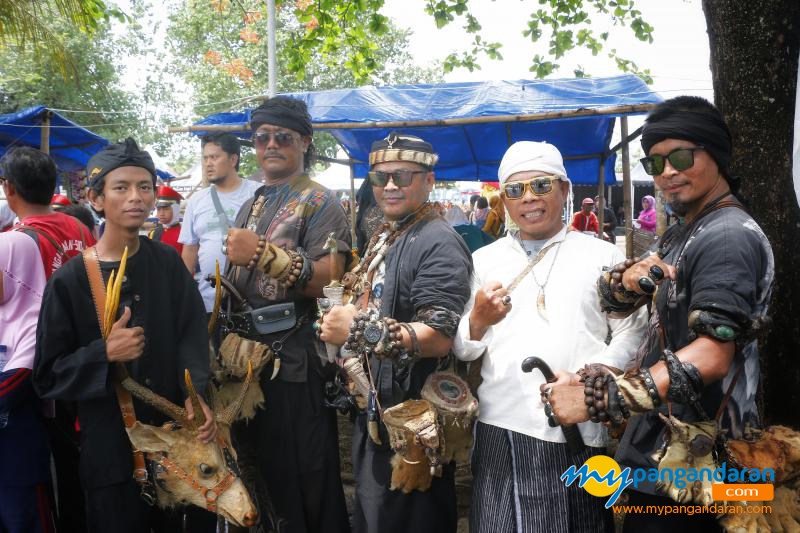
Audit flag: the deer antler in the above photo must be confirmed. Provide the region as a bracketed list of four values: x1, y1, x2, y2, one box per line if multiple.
[208, 260, 222, 335]
[184, 369, 208, 432]
[120, 376, 187, 422]
[216, 361, 254, 426]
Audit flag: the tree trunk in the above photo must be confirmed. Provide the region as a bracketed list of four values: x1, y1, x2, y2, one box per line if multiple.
[702, 0, 800, 426]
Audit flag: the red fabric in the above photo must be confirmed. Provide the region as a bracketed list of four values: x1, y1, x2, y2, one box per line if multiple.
[156, 184, 183, 202]
[0, 368, 31, 397]
[571, 211, 599, 233]
[14, 212, 96, 279]
[155, 224, 183, 255]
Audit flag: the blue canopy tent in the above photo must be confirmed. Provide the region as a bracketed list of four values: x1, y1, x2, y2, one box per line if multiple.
[0, 106, 176, 183]
[178, 74, 662, 186]
[0, 106, 108, 173]
[172, 74, 663, 256]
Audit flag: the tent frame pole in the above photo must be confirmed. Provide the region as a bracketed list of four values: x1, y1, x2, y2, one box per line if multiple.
[40, 110, 52, 154]
[596, 156, 605, 239]
[349, 159, 357, 258]
[167, 104, 657, 134]
[621, 116, 633, 258]
[266, 0, 277, 97]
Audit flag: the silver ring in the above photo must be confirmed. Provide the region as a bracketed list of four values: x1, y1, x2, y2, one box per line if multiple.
[223, 234, 229, 245]
[544, 387, 552, 401]
[501, 295, 511, 306]
[221, 244, 228, 255]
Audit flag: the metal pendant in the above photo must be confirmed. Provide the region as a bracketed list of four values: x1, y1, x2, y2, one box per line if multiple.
[537, 291, 549, 322]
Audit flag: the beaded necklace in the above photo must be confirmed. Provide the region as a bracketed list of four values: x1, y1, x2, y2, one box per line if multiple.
[342, 202, 438, 309]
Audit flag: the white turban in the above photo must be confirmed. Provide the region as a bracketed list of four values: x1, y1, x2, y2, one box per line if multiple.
[498, 141, 569, 185]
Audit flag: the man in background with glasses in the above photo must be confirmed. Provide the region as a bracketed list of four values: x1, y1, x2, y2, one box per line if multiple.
[221, 96, 351, 532]
[453, 141, 647, 533]
[319, 132, 472, 533]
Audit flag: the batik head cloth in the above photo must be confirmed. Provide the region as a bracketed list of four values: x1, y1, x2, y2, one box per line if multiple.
[250, 96, 313, 137]
[641, 101, 733, 178]
[369, 132, 438, 169]
[86, 138, 156, 187]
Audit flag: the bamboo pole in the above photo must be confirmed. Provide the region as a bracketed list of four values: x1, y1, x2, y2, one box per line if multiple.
[596, 157, 605, 239]
[348, 160, 357, 256]
[621, 116, 633, 258]
[40, 110, 52, 154]
[168, 104, 658, 134]
[656, 189, 668, 236]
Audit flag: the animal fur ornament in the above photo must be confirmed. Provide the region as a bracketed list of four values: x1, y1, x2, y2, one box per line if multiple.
[383, 399, 442, 493]
[719, 483, 800, 533]
[653, 413, 719, 506]
[212, 333, 276, 421]
[723, 425, 800, 484]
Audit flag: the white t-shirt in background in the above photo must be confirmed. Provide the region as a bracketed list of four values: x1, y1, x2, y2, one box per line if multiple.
[179, 179, 262, 311]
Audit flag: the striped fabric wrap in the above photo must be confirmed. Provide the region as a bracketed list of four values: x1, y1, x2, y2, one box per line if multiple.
[616, 370, 658, 414]
[368, 148, 438, 168]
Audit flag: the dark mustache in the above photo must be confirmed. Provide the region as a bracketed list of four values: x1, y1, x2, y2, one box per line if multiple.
[263, 151, 284, 159]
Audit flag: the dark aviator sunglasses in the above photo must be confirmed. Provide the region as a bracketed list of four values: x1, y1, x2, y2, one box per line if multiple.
[253, 131, 298, 148]
[640, 146, 705, 176]
[368, 169, 427, 188]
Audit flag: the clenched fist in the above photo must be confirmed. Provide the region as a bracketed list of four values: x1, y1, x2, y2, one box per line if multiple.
[224, 228, 260, 267]
[469, 281, 511, 341]
[105, 307, 144, 362]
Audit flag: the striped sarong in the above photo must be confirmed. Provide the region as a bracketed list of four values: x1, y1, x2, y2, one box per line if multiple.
[470, 421, 614, 533]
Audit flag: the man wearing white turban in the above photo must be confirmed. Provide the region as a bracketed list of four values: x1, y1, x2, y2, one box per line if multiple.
[454, 141, 647, 532]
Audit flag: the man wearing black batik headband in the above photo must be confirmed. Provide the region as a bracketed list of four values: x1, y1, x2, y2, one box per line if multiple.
[33, 138, 213, 532]
[221, 96, 351, 532]
[548, 96, 775, 531]
[320, 132, 472, 533]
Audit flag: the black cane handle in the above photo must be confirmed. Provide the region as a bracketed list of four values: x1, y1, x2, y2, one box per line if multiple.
[521, 356, 586, 457]
[521, 356, 556, 382]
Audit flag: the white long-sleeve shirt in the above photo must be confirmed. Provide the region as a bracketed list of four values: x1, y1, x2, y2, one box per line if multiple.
[454, 226, 648, 447]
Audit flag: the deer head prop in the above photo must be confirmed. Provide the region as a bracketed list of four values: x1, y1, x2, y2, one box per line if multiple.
[122, 363, 258, 527]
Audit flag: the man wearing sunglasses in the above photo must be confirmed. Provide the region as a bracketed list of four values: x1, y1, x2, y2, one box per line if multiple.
[221, 96, 352, 532]
[548, 97, 774, 530]
[453, 141, 647, 533]
[319, 132, 472, 533]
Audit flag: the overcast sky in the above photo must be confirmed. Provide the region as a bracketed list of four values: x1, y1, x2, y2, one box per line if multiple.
[381, 0, 712, 98]
[114, 0, 713, 164]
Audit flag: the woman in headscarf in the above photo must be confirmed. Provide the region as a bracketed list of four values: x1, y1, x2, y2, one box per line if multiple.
[636, 194, 657, 233]
[0, 231, 54, 533]
[472, 196, 489, 227]
[482, 194, 506, 238]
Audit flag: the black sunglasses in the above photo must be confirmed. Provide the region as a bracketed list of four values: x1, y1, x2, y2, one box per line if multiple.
[253, 131, 298, 148]
[368, 169, 427, 188]
[640, 146, 705, 176]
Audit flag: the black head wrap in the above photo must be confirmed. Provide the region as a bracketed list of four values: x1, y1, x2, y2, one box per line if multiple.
[641, 109, 733, 178]
[250, 96, 313, 136]
[86, 137, 156, 187]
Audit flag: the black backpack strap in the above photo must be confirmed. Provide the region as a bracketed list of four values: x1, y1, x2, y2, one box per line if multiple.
[14, 224, 66, 256]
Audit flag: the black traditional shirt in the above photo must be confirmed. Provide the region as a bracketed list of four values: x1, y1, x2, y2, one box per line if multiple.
[615, 204, 774, 494]
[229, 174, 351, 382]
[33, 238, 209, 488]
